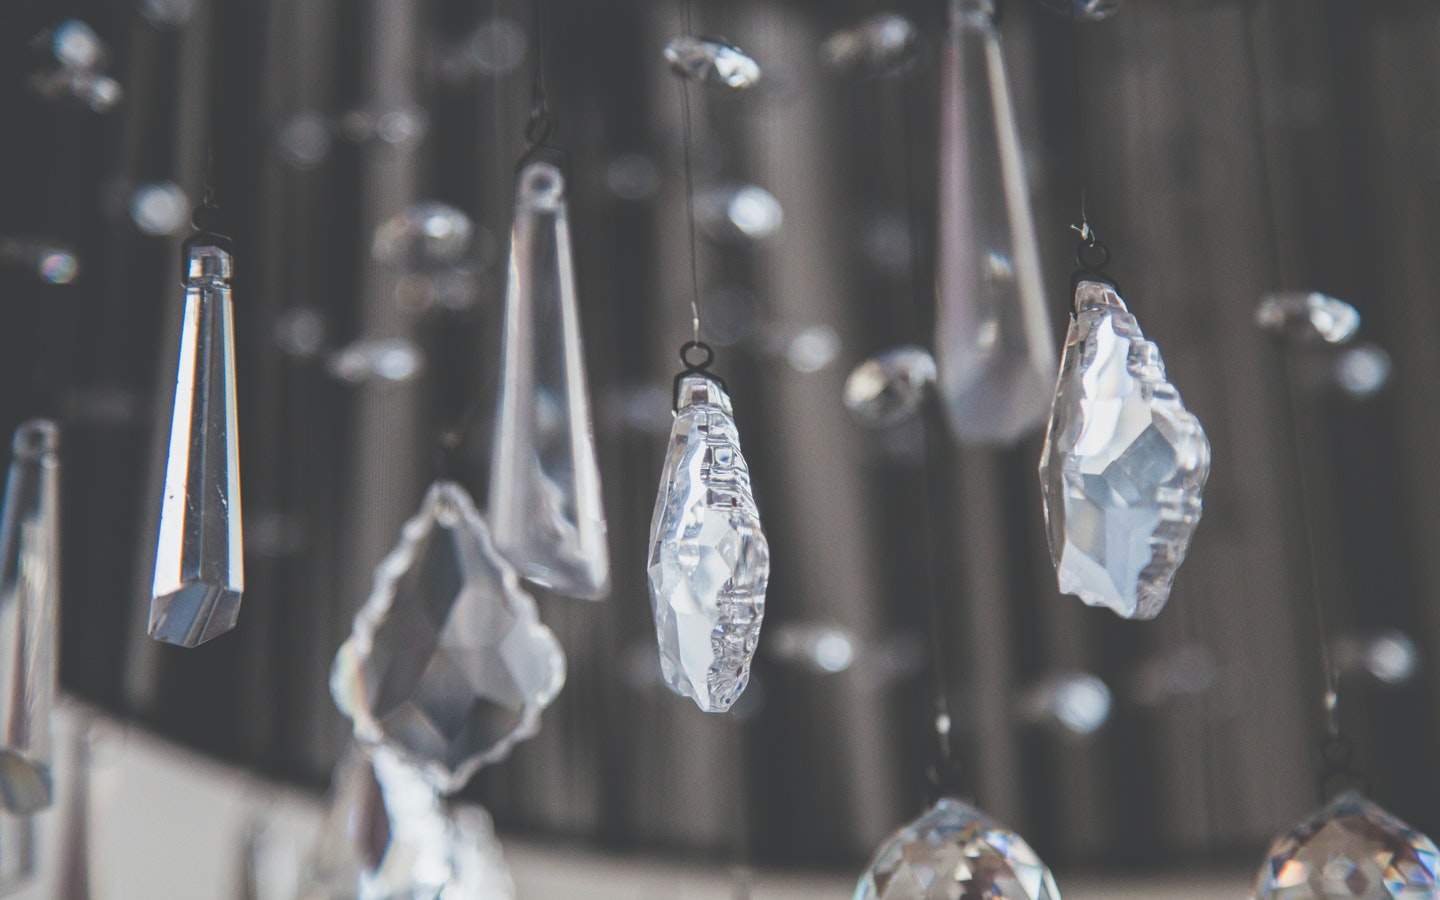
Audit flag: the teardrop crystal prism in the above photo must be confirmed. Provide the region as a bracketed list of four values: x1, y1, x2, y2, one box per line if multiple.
[489, 160, 610, 600]
[856, 797, 1062, 900]
[149, 239, 244, 647]
[331, 481, 566, 794]
[664, 37, 761, 89]
[1253, 791, 1440, 899]
[0, 421, 59, 814]
[1038, 280, 1210, 620]
[647, 375, 769, 714]
[934, 0, 1056, 446]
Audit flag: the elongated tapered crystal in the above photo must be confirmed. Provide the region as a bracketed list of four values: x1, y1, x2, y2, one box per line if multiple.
[149, 239, 244, 647]
[647, 375, 769, 714]
[0, 420, 60, 814]
[934, 0, 1056, 445]
[489, 160, 610, 600]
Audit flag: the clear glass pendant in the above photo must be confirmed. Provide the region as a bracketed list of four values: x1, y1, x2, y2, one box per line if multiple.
[663, 37, 760, 89]
[855, 797, 1062, 900]
[647, 373, 769, 714]
[0, 420, 60, 815]
[149, 238, 245, 647]
[1253, 791, 1440, 899]
[489, 160, 610, 601]
[934, 0, 1056, 445]
[1038, 279, 1209, 620]
[331, 481, 566, 794]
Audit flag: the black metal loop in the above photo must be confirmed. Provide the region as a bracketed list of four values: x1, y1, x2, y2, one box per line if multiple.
[1070, 234, 1119, 292]
[672, 340, 727, 409]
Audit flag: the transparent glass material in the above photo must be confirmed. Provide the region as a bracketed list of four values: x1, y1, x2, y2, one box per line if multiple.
[0, 809, 34, 892]
[647, 375, 769, 714]
[855, 797, 1062, 900]
[663, 37, 760, 89]
[1038, 281, 1210, 620]
[489, 161, 610, 600]
[0, 422, 59, 815]
[150, 241, 244, 647]
[934, 0, 1056, 445]
[821, 13, 920, 77]
[1253, 792, 1440, 899]
[843, 346, 937, 428]
[331, 481, 565, 794]
[1254, 291, 1360, 344]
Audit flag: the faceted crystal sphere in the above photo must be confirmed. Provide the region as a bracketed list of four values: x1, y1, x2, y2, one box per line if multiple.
[664, 36, 761, 89]
[844, 346, 937, 428]
[856, 798, 1062, 900]
[1253, 791, 1440, 899]
[1038, 280, 1210, 620]
[822, 13, 920, 77]
[647, 375, 769, 713]
[371, 202, 474, 269]
[1255, 291, 1361, 345]
[1037, 0, 1120, 22]
[331, 481, 566, 794]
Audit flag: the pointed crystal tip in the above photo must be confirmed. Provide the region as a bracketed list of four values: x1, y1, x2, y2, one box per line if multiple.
[148, 583, 243, 647]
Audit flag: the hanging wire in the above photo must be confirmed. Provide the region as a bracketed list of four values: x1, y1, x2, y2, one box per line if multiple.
[675, 0, 703, 347]
[526, 0, 554, 148]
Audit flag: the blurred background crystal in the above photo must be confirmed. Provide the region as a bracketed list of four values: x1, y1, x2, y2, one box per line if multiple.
[326, 338, 424, 385]
[437, 17, 527, 82]
[1130, 645, 1221, 708]
[129, 182, 190, 236]
[766, 623, 860, 675]
[1037, 0, 1121, 21]
[772, 323, 841, 373]
[664, 37, 761, 89]
[138, 0, 198, 27]
[1335, 629, 1420, 686]
[697, 183, 783, 244]
[1018, 673, 1114, 737]
[0, 240, 80, 285]
[273, 308, 328, 359]
[371, 202, 473, 269]
[821, 13, 920, 77]
[1254, 291, 1361, 344]
[276, 112, 332, 169]
[51, 20, 105, 70]
[604, 154, 660, 201]
[1333, 343, 1393, 397]
[699, 285, 759, 346]
[843, 346, 937, 428]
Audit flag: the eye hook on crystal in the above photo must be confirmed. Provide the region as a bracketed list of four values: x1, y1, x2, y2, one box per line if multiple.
[672, 339, 728, 410]
[1070, 222, 1118, 292]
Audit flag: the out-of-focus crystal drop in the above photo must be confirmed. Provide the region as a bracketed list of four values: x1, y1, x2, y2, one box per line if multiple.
[1252, 792, 1440, 899]
[331, 481, 565, 794]
[647, 375, 769, 714]
[664, 36, 761, 89]
[934, 0, 1056, 445]
[821, 13, 920, 77]
[489, 161, 609, 600]
[1037, 0, 1120, 21]
[855, 797, 1062, 900]
[0, 421, 60, 815]
[843, 346, 937, 428]
[1255, 291, 1360, 345]
[1038, 280, 1209, 620]
[149, 240, 245, 647]
[371, 202, 474, 270]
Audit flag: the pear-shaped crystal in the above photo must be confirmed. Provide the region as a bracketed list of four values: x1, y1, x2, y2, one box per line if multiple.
[489, 161, 610, 600]
[844, 346, 937, 428]
[1253, 791, 1440, 899]
[647, 375, 769, 713]
[331, 481, 565, 794]
[856, 797, 1062, 900]
[1254, 291, 1360, 345]
[1038, 280, 1209, 620]
[934, 0, 1056, 445]
[664, 37, 761, 89]
[0, 421, 60, 814]
[149, 240, 244, 647]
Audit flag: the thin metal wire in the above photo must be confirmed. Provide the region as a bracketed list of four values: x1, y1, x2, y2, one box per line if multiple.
[1067, 13, 1092, 243]
[677, 0, 702, 345]
[527, 0, 554, 148]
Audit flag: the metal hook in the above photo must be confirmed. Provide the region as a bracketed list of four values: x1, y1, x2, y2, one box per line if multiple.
[672, 339, 727, 409]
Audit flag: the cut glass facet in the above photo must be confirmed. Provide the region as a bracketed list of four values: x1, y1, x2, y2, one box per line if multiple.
[0, 421, 60, 815]
[331, 481, 565, 794]
[489, 161, 610, 601]
[1039, 280, 1210, 620]
[150, 240, 244, 647]
[843, 346, 937, 428]
[1253, 791, 1440, 899]
[1254, 291, 1360, 345]
[664, 37, 761, 89]
[934, 0, 1056, 445]
[647, 375, 769, 714]
[855, 797, 1062, 900]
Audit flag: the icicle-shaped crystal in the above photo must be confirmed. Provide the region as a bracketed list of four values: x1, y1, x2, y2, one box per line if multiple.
[489, 160, 610, 600]
[149, 239, 244, 647]
[934, 0, 1056, 445]
[0, 420, 60, 814]
[331, 481, 566, 794]
[647, 375, 769, 714]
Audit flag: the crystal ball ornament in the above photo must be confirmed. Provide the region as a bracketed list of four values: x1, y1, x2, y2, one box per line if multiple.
[647, 374, 770, 714]
[1038, 279, 1210, 620]
[331, 481, 566, 794]
[664, 36, 761, 89]
[856, 798, 1062, 900]
[1253, 791, 1440, 899]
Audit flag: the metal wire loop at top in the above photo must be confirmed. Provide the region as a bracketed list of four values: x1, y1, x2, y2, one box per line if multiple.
[672, 339, 727, 409]
[1070, 226, 1118, 292]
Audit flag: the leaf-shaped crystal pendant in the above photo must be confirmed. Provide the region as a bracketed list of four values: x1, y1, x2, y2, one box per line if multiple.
[1253, 791, 1440, 899]
[1038, 280, 1210, 620]
[0, 421, 60, 814]
[489, 160, 610, 600]
[934, 0, 1056, 445]
[331, 481, 566, 794]
[647, 374, 769, 714]
[149, 238, 244, 646]
[856, 798, 1062, 900]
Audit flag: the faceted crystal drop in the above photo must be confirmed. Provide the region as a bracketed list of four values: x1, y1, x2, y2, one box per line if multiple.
[331, 481, 565, 794]
[647, 375, 769, 713]
[1038, 280, 1210, 620]
[489, 161, 610, 600]
[0, 421, 60, 814]
[843, 346, 937, 428]
[1253, 791, 1440, 899]
[934, 0, 1057, 445]
[150, 240, 244, 647]
[1254, 291, 1361, 345]
[821, 13, 920, 77]
[856, 798, 1062, 900]
[664, 37, 761, 89]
